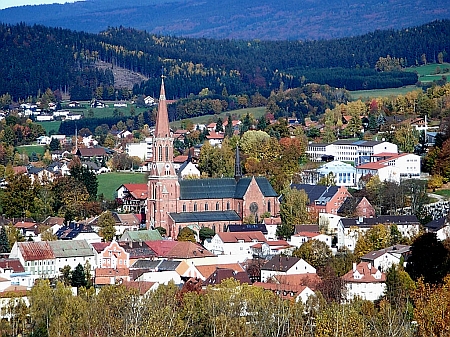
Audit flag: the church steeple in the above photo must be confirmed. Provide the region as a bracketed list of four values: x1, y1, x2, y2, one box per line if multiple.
[154, 76, 170, 138]
[234, 145, 242, 182]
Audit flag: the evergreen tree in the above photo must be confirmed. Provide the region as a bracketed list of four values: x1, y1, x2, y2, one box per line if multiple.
[0, 226, 10, 253]
[215, 117, 224, 133]
[71, 263, 87, 288]
[49, 137, 61, 151]
[224, 115, 234, 138]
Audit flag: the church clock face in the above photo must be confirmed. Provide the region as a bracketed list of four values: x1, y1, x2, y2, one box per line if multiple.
[249, 202, 258, 214]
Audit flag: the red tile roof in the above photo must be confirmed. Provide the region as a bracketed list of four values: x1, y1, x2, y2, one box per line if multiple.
[14, 221, 37, 229]
[173, 155, 188, 163]
[166, 241, 215, 259]
[274, 274, 322, 291]
[196, 263, 244, 279]
[206, 132, 224, 140]
[121, 280, 156, 295]
[0, 259, 25, 273]
[218, 231, 266, 243]
[91, 242, 110, 253]
[253, 282, 309, 300]
[144, 240, 178, 257]
[342, 262, 386, 283]
[18, 242, 54, 261]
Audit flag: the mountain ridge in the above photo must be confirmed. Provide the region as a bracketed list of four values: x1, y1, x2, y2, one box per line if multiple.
[0, 0, 449, 40]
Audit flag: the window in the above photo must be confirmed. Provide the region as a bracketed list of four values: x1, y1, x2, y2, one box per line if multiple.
[158, 145, 162, 161]
[216, 202, 220, 211]
[267, 201, 271, 213]
[226, 201, 230, 210]
[182, 203, 186, 212]
[165, 146, 169, 161]
[194, 202, 197, 211]
[205, 203, 209, 211]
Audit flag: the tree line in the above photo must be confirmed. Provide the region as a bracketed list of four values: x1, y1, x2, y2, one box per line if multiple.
[0, 20, 449, 103]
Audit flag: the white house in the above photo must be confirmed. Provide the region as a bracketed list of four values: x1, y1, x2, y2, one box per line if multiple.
[342, 262, 386, 302]
[204, 231, 266, 258]
[260, 256, 316, 282]
[360, 245, 410, 272]
[253, 282, 315, 303]
[318, 161, 357, 187]
[178, 161, 200, 178]
[137, 270, 182, 285]
[289, 234, 333, 249]
[126, 141, 149, 161]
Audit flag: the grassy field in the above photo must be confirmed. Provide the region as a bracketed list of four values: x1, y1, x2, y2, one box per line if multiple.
[16, 145, 46, 157]
[97, 172, 147, 200]
[404, 62, 450, 82]
[37, 121, 62, 135]
[170, 107, 266, 129]
[349, 85, 420, 100]
[349, 63, 450, 100]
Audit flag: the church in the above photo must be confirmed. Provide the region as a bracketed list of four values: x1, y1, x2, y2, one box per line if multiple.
[147, 79, 280, 238]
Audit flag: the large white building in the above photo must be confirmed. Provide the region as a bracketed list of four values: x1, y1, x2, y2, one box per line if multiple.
[126, 137, 153, 161]
[356, 153, 421, 183]
[307, 140, 398, 163]
[302, 161, 357, 187]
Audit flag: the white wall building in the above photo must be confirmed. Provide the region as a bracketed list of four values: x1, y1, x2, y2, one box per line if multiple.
[342, 262, 386, 302]
[260, 256, 316, 282]
[204, 231, 266, 258]
[356, 153, 421, 183]
[307, 140, 398, 163]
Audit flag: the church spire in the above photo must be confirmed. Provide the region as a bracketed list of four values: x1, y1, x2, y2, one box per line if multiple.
[154, 76, 170, 138]
[234, 145, 242, 182]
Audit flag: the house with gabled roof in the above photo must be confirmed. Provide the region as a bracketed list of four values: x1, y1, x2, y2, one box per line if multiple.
[9, 241, 56, 279]
[204, 231, 266, 257]
[342, 262, 386, 301]
[289, 233, 333, 249]
[117, 241, 156, 265]
[75, 147, 108, 160]
[122, 280, 159, 295]
[55, 222, 101, 243]
[360, 245, 410, 272]
[260, 256, 316, 282]
[203, 267, 251, 287]
[91, 241, 130, 269]
[95, 268, 130, 286]
[291, 184, 351, 216]
[196, 263, 245, 280]
[337, 196, 375, 218]
[423, 216, 450, 240]
[253, 282, 315, 303]
[120, 229, 162, 242]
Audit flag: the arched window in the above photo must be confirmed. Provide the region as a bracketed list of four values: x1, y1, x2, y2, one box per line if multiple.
[158, 145, 162, 161]
[182, 204, 186, 212]
[205, 203, 209, 211]
[226, 201, 230, 210]
[238, 202, 241, 213]
[216, 202, 220, 211]
[165, 146, 169, 161]
[267, 201, 271, 213]
[194, 202, 197, 212]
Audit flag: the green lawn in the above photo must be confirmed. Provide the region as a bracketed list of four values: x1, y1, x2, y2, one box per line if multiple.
[404, 62, 450, 82]
[16, 145, 46, 157]
[432, 189, 450, 199]
[37, 121, 61, 135]
[170, 107, 266, 129]
[97, 172, 147, 200]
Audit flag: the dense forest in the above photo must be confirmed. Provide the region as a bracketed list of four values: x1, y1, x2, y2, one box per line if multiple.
[0, 20, 449, 105]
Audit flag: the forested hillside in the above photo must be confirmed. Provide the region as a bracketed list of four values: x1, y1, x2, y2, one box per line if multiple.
[0, 0, 448, 40]
[0, 20, 449, 105]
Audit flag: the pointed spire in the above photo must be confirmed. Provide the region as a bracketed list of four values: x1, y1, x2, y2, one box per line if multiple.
[154, 76, 170, 138]
[234, 145, 242, 182]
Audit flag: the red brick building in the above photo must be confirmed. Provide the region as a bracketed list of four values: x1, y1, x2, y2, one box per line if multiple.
[147, 79, 280, 238]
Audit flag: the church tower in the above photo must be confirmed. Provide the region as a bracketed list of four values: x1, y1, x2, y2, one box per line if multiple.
[147, 77, 179, 236]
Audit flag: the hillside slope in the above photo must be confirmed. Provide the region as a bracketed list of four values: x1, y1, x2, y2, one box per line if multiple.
[0, 0, 448, 40]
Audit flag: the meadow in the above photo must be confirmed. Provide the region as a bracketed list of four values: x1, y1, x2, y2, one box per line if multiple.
[16, 144, 46, 157]
[97, 171, 147, 200]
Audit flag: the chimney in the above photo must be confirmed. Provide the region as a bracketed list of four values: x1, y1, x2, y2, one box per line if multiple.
[352, 262, 356, 272]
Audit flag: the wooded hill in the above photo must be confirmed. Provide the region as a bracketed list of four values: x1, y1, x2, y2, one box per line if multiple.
[0, 20, 449, 104]
[0, 0, 448, 40]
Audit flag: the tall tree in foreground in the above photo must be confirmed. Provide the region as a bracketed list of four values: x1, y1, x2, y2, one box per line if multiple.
[97, 211, 116, 242]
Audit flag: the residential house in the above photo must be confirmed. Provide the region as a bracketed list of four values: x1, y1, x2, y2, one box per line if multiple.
[55, 222, 102, 243]
[95, 268, 130, 286]
[203, 268, 251, 286]
[122, 280, 159, 295]
[291, 184, 352, 215]
[338, 215, 420, 251]
[302, 161, 357, 187]
[206, 131, 224, 147]
[116, 184, 148, 214]
[119, 229, 162, 242]
[204, 231, 267, 257]
[260, 256, 316, 282]
[263, 217, 281, 241]
[252, 282, 315, 303]
[91, 241, 130, 269]
[360, 245, 410, 272]
[50, 240, 96, 276]
[251, 240, 293, 257]
[177, 160, 200, 179]
[337, 196, 375, 218]
[424, 217, 450, 240]
[75, 147, 108, 160]
[289, 233, 333, 249]
[342, 262, 386, 301]
[117, 241, 157, 265]
[273, 273, 322, 291]
[130, 259, 202, 281]
[196, 263, 245, 280]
